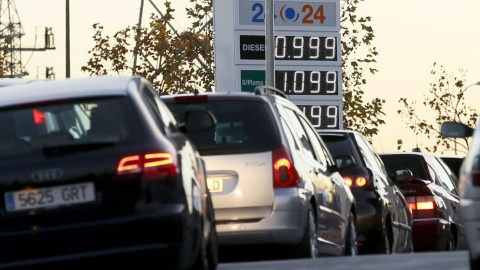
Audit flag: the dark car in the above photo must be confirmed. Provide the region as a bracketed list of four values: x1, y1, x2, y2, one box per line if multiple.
[380, 152, 466, 252]
[0, 76, 217, 269]
[162, 88, 357, 258]
[318, 130, 413, 254]
[440, 156, 465, 185]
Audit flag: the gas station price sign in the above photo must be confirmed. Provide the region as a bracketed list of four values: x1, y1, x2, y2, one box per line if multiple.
[235, 0, 340, 31]
[238, 33, 340, 63]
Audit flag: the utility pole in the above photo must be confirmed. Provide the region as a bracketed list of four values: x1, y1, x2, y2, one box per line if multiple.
[66, 0, 70, 78]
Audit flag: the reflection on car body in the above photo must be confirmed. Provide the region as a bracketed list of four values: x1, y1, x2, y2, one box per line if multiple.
[162, 89, 357, 258]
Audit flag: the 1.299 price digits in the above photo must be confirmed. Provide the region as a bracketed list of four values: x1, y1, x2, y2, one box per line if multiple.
[298, 105, 339, 129]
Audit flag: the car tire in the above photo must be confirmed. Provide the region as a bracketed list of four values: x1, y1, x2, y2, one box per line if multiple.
[446, 232, 456, 251]
[295, 205, 318, 258]
[344, 212, 358, 256]
[380, 223, 392, 254]
[470, 252, 480, 270]
[205, 194, 218, 270]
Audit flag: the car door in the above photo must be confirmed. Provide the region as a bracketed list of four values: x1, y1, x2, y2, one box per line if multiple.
[431, 156, 466, 248]
[354, 134, 411, 251]
[280, 104, 344, 251]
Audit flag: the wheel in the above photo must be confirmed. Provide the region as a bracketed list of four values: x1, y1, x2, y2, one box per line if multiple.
[295, 205, 318, 258]
[205, 193, 218, 270]
[470, 252, 480, 270]
[380, 223, 391, 254]
[344, 212, 358, 256]
[446, 232, 456, 251]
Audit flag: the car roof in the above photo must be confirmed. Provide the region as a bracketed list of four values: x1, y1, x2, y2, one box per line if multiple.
[380, 152, 436, 158]
[0, 76, 142, 108]
[317, 130, 359, 136]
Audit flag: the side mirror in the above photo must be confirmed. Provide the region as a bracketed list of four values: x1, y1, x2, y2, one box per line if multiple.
[183, 110, 217, 132]
[441, 121, 474, 138]
[335, 155, 355, 170]
[392, 168, 413, 182]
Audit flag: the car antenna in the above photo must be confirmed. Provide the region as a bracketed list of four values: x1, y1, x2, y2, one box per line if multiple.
[193, 89, 199, 95]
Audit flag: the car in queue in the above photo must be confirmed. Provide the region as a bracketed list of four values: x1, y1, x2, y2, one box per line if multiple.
[0, 76, 217, 269]
[318, 130, 413, 254]
[380, 152, 466, 252]
[162, 87, 358, 258]
[440, 155, 465, 186]
[441, 121, 480, 269]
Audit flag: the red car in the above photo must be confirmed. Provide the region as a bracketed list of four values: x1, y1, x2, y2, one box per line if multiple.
[380, 152, 466, 252]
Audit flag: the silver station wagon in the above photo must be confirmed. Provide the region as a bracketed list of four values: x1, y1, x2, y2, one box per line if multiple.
[163, 88, 357, 258]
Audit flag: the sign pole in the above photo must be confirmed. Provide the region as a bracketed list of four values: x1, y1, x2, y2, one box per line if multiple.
[265, 0, 275, 87]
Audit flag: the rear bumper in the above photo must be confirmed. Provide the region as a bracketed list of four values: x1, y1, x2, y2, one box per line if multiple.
[0, 203, 194, 268]
[216, 188, 307, 246]
[412, 218, 449, 251]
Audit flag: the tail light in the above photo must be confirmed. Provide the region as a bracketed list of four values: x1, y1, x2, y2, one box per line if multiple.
[342, 172, 373, 189]
[273, 145, 300, 188]
[406, 195, 436, 219]
[117, 152, 177, 179]
[33, 109, 46, 124]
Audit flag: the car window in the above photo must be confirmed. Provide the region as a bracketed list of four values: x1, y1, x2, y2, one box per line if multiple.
[431, 157, 459, 195]
[141, 85, 177, 135]
[298, 115, 327, 166]
[283, 108, 316, 160]
[354, 133, 379, 171]
[280, 118, 300, 152]
[166, 99, 281, 155]
[0, 97, 140, 159]
[381, 155, 429, 180]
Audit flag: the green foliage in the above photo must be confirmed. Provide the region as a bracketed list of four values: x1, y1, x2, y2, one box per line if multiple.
[81, 1, 214, 94]
[340, 0, 385, 139]
[398, 62, 478, 154]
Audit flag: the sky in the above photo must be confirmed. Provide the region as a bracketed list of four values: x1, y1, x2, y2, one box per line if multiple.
[9, 0, 480, 155]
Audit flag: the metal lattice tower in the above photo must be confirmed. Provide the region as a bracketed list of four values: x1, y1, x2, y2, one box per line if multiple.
[0, 0, 55, 78]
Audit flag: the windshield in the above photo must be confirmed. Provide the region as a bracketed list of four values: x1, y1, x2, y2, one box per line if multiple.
[166, 99, 281, 155]
[0, 97, 140, 158]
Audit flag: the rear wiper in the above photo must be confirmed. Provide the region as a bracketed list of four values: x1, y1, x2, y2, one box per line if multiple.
[43, 142, 116, 157]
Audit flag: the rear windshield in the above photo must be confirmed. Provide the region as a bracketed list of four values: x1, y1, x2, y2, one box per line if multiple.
[320, 135, 354, 158]
[0, 97, 140, 159]
[380, 155, 428, 180]
[166, 100, 281, 155]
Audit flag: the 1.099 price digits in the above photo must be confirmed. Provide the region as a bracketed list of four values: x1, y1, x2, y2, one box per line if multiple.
[298, 105, 339, 129]
[276, 70, 337, 95]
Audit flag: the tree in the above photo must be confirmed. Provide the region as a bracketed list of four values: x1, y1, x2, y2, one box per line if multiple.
[81, 1, 214, 94]
[81, 0, 384, 139]
[398, 62, 478, 154]
[340, 0, 385, 139]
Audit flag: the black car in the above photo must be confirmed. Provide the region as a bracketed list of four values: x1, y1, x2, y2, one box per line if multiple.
[318, 130, 413, 254]
[439, 156, 465, 185]
[0, 76, 217, 269]
[380, 152, 466, 251]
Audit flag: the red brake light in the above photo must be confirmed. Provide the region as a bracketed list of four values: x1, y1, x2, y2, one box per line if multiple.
[406, 196, 436, 219]
[117, 153, 177, 179]
[273, 145, 300, 188]
[355, 177, 367, 187]
[33, 109, 46, 124]
[344, 177, 353, 187]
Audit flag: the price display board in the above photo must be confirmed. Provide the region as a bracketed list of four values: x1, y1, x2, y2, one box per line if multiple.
[214, 0, 343, 129]
[238, 66, 342, 99]
[237, 32, 340, 64]
[296, 101, 343, 130]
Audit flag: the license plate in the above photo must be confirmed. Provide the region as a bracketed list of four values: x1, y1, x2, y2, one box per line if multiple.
[207, 178, 224, 193]
[5, 182, 95, 212]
